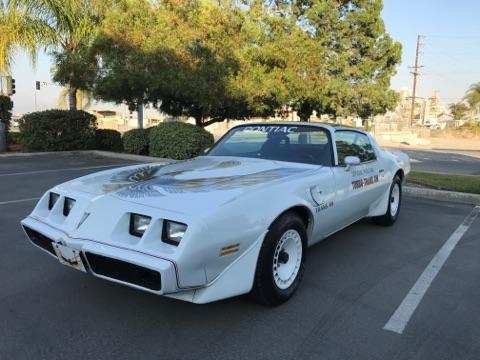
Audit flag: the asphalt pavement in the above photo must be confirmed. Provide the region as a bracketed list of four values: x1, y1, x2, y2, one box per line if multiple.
[393, 148, 480, 175]
[1, 153, 479, 360]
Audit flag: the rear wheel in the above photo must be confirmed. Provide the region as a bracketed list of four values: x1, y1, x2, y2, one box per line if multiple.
[251, 213, 307, 306]
[374, 175, 402, 226]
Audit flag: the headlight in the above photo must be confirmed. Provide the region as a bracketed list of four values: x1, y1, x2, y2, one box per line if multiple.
[48, 192, 60, 210]
[162, 220, 187, 246]
[129, 213, 151, 237]
[63, 197, 76, 216]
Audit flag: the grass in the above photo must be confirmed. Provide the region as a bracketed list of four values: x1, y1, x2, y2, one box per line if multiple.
[407, 171, 480, 195]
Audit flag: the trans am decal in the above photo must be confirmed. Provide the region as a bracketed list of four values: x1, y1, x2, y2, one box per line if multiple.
[314, 201, 334, 213]
[82, 161, 306, 199]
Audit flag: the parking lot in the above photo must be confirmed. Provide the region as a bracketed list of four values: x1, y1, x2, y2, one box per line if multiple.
[1, 153, 479, 360]
[393, 148, 480, 175]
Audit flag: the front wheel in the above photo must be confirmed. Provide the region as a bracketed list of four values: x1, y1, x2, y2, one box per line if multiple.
[374, 175, 402, 226]
[251, 213, 307, 306]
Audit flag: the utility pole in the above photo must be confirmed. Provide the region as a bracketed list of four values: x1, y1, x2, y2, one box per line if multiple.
[409, 35, 424, 127]
[137, 102, 144, 129]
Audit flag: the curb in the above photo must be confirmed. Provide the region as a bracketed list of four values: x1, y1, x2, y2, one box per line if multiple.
[0, 150, 82, 157]
[0, 150, 169, 163]
[404, 186, 480, 206]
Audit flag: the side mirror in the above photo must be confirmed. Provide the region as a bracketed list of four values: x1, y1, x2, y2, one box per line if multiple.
[344, 156, 361, 169]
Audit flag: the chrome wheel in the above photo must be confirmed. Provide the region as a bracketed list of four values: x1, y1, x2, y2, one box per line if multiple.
[390, 183, 400, 216]
[272, 229, 302, 290]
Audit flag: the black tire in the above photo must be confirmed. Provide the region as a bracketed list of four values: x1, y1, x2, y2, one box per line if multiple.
[251, 212, 307, 306]
[374, 175, 402, 226]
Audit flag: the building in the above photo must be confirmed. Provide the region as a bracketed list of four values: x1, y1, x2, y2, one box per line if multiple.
[375, 89, 449, 129]
[90, 106, 166, 132]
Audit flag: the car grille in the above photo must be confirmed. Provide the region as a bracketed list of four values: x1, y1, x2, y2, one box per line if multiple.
[23, 226, 57, 256]
[85, 252, 161, 291]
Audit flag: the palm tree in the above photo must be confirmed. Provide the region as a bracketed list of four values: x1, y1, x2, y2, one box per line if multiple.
[0, 0, 101, 110]
[57, 87, 93, 110]
[465, 82, 480, 114]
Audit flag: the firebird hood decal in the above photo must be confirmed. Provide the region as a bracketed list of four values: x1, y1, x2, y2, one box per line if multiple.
[63, 157, 312, 200]
[113, 166, 302, 199]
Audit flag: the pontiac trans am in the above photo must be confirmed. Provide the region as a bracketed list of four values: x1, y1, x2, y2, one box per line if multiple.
[21, 123, 410, 306]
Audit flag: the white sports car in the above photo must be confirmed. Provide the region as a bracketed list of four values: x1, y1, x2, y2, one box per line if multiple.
[21, 123, 410, 305]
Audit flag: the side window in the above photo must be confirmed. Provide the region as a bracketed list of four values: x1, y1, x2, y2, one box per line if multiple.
[335, 131, 376, 165]
[355, 134, 376, 162]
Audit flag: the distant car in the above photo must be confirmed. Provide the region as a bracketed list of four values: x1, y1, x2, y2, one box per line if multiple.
[21, 123, 410, 306]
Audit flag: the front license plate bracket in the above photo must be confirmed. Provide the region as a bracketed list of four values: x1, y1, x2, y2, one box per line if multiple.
[53, 243, 87, 272]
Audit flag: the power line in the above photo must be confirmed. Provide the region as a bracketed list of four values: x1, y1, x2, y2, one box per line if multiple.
[420, 48, 480, 84]
[425, 35, 480, 40]
[422, 43, 480, 67]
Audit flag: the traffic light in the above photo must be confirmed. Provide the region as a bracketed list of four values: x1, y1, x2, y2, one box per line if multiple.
[5, 76, 15, 95]
[36, 81, 41, 91]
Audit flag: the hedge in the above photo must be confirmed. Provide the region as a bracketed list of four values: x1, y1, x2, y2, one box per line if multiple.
[93, 129, 123, 152]
[149, 122, 214, 160]
[18, 110, 97, 151]
[123, 128, 150, 155]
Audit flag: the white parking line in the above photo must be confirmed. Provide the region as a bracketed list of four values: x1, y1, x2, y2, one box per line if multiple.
[383, 206, 480, 334]
[0, 164, 133, 177]
[0, 197, 40, 205]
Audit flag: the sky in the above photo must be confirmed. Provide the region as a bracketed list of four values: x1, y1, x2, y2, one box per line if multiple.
[6, 0, 480, 115]
[382, 0, 480, 103]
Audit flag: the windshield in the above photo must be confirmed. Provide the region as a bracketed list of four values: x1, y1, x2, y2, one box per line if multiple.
[208, 125, 333, 166]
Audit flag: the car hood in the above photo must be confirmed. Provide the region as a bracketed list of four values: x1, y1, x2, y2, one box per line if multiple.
[58, 156, 315, 214]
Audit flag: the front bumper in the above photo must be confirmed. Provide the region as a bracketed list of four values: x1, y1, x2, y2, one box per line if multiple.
[21, 217, 178, 295]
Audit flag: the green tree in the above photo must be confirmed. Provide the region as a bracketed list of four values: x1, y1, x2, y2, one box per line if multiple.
[0, 0, 39, 73]
[0, 0, 103, 110]
[57, 88, 93, 110]
[341, 0, 402, 123]
[92, 1, 163, 118]
[262, 0, 401, 122]
[465, 82, 480, 113]
[449, 102, 469, 121]
[93, 0, 400, 126]
[94, 0, 292, 126]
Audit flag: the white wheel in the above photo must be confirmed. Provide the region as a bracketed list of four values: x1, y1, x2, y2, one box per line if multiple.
[272, 229, 303, 290]
[374, 175, 402, 226]
[390, 182, 400, 216]
[252, 212, 306, 306]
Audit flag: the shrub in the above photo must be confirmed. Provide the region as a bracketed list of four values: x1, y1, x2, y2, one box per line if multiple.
[18, 110, 97, 151]
[7, 131, 22, 145]
[149, 122, 214, 160]
[93, 129, 123, 151]
[0, 95, 13, 133]
[123, 128, 150, 155]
